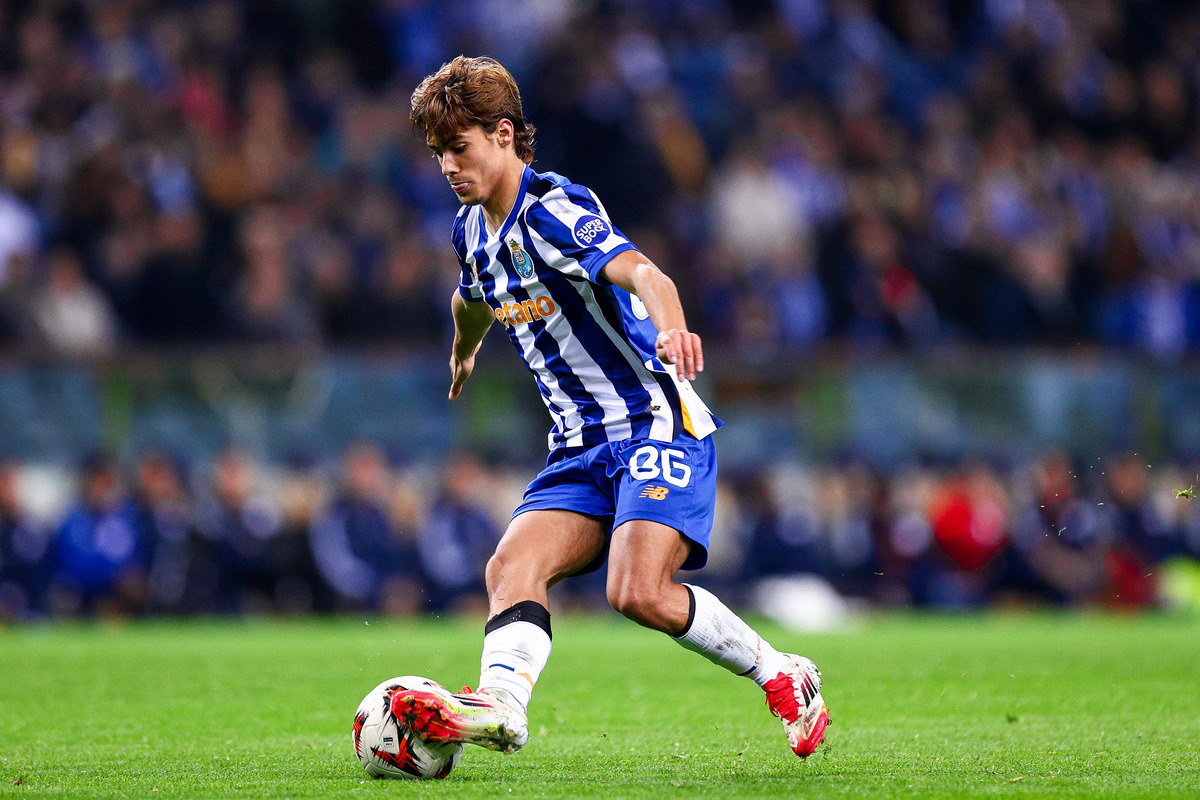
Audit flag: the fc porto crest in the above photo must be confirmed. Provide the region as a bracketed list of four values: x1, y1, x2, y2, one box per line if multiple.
[508, 238, 534, 279]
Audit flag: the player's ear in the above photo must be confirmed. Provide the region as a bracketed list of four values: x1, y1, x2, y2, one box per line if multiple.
[495, 118, 514, 149]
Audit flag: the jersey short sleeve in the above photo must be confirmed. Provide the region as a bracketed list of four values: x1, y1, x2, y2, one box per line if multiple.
[525, 184, 638, 284]
[452, 209, 484, 301]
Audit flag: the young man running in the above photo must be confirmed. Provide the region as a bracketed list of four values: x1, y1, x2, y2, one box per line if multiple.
[392, 55, 829, 760]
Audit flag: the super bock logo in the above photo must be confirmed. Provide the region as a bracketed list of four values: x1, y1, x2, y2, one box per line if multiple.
[573, 215, 611, 246]
[508, 238, 534, 278]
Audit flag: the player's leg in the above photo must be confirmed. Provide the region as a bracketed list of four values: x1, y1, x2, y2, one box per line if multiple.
[606, 520, 829, 757]
[476, 508, 607, 710]
[604, 518, 691, 633]
[607, 519, 794, 679]
[483, 508, 607, 612]
[608, 432, 830, 758]
[393, 508, 606, 753]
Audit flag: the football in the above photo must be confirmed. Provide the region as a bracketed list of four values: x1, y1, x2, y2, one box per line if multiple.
[352, 676, 464, 779]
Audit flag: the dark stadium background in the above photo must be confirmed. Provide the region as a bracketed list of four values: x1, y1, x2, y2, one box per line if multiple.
[2, 0, 1200, 620]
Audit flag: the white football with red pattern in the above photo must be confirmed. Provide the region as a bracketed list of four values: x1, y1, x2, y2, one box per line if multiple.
[352, 676, 463, 779]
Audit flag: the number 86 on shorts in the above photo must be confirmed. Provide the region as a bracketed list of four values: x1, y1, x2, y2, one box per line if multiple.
[616, 436, 718, 570]
[628, 445, 692, 487]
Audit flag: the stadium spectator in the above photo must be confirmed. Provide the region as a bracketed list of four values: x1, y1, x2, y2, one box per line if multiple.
[124, 211, 221, 343]
[874, 464, 937, 607]
[309, 442, 418, 613]
[996, 452, 1113, 605]
[918, 463, 1012, 608]
[813, 462, 884, 598]
[0, 460, 49, 619]
[273, 456, 329, 614]
[736, 469, 825, 583]
[28, 247, 119, 359]
[1098, 452, 1165, 608]
[415, 454, 501, 613]
[194, 447, 288, 613]
[225, 205, 320, 344]
[132, 450, 203, 614]
[45, 454, 148, 616]
[0, 185, 39, 293]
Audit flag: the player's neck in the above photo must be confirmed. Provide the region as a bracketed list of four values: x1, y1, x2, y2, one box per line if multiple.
[481, 159, 527, 235]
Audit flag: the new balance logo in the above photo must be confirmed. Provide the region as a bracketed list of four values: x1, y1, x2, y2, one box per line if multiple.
[638, 485, 669, 500]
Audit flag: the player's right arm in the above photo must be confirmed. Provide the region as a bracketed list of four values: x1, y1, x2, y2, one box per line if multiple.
[448, 291, 494, 400]
[600, 251, 703, 382]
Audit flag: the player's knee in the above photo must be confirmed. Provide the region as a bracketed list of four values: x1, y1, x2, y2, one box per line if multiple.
[485, 546, 551, 598]
[484, 551, 507, 595]
[606, 578, 661, 627]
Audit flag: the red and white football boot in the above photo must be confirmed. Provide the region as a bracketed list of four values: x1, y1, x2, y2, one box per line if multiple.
[763, 654, 830, 758]
[391, 684, 529, 754]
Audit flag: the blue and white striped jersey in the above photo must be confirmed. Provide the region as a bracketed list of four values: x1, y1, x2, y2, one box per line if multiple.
[453, 165, 722, 452]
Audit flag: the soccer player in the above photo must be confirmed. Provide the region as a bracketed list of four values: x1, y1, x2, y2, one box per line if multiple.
[391, 56, 829, 760]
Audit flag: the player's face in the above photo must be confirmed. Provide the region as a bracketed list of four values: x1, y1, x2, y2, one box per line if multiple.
[429, 124, 511, 207]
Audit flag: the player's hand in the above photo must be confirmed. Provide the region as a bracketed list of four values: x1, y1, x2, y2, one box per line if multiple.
[655, 329, 704, 381]
[449, 352, 476, 400]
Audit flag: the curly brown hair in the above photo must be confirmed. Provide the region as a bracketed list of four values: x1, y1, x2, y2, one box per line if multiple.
[410, 56, 536, 163]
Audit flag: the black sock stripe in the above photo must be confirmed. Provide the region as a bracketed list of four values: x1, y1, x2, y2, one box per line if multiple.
[678, 585, 697, 638]
[485, 600, 552, 640]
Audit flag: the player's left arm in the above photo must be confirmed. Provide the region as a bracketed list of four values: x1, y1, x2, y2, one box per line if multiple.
[600, 250, 703, 381]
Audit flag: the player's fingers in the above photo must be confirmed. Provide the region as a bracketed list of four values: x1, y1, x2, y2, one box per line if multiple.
[656, 330, 701, 379]
[662, 331, 686, 379]
[678, 332, 697, 380]
[449, 359, 468, 399]
[670, 333, 686, 379]
[657, 331, 678, 365]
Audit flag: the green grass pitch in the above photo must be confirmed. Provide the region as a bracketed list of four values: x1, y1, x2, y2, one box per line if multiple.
[1, 613, 1197, 799]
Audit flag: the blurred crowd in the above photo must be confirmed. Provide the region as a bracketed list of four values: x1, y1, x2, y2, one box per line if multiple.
[1, 0, 1200, 359]
[0, 444, 510, 618]
[3, 444, 1199, 620]
[5, 1, 1200, 619]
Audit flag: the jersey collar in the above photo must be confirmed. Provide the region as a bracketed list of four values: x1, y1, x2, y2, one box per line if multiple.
[485, 164, 534, 242]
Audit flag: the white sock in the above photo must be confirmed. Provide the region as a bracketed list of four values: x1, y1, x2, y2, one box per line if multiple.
[477, 621, 551, 714]
[673, 584, 792, 687]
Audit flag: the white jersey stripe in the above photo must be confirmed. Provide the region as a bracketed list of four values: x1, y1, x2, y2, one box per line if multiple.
[492, 238, 587, 448]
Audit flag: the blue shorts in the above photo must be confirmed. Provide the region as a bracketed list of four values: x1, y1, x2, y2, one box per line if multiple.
[512, 433, 718, 572]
